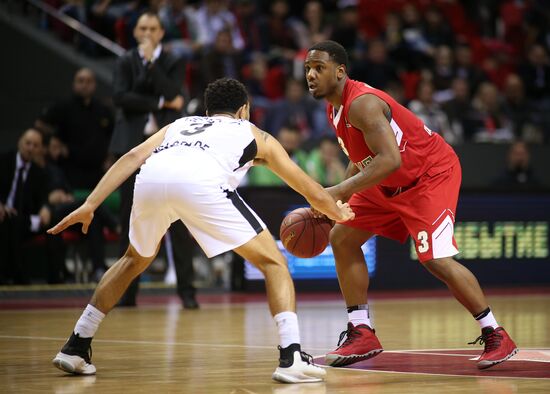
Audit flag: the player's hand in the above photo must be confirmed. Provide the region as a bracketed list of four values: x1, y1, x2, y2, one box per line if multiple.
[335, 200, 355, 223]
[47, 202, 95, 235]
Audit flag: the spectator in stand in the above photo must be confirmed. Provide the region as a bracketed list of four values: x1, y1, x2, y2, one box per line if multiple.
[89, 0, 137, 42]
[263, 78, 327, 140]
[524, 2, 550, 49]
[158, 0, 199, 60]
[518, 44, 550, 139]
[0, 129, 51, 284]
[399, 3, 433, 69]
[35, 134, 119, 283]
[381, 12, 408, 70]
[442, 78, 476, 144]
[330, 0, 363, 62]
[36, 68, 114, 191]
[492, 141, 541, 191]
[194, 0, 244, 51]
[519, 45, 550, 102]
[453, 44, 487, 96]
[306, 136, 346, 186]
[422, 6, 455, 49]
[481, 45, 515, 90]
[464, 0, 499, 38]
[241, 52, 281, 124]
[200, 29, 244, 86]
[292, 1, 332, 50]
[234, 0, 268, 55]
[471, 82, 514, 143]
[351, 39, 400, 91]
[502, 74, 543, 143]
[408, 80, 457, 145]
[247, 125, 309, 186]
[260, 0, 300, 69]
[110, 11, 198, 308]
[431, 45, 455, 100]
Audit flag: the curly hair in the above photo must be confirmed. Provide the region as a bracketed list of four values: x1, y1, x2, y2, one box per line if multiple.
[308, 40, 349, 69]
[204, 78, 249, 115]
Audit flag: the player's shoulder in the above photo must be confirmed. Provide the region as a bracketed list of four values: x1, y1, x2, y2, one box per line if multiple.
[348, 92, 385, 115]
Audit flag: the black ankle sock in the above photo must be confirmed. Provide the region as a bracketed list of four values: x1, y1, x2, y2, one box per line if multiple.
[474, 307, 491, 320]
[347, 304, 369, 313]
[278, 343, 301, 367]
[62, 332, 93, 357]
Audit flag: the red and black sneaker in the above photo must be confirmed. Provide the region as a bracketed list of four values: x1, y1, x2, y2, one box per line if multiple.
[469, 326, 518, 369]
[325, 323, 383, 367]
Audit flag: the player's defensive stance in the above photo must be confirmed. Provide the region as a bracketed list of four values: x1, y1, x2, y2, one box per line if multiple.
[48, 78, 354, 383]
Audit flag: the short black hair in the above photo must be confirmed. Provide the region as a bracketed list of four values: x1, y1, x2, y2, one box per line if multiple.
[204, 78, 249, 115]
[137, 11, 164, 29]
[308, 40, 348, 69]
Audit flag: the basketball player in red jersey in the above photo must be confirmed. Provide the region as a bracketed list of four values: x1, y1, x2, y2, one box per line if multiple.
[304, 40, 517, 370]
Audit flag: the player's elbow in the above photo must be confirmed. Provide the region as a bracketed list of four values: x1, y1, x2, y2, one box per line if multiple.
[126, 147, 147, 166]
[390, 154, 401, 171]
[383, 153, 401, 174]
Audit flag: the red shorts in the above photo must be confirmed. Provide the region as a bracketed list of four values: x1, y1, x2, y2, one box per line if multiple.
[345, 164, 461, 263]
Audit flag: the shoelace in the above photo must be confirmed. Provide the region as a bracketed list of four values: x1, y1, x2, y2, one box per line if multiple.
[468, 330, 503, 353]
[300, 351, 315, 365]
[337, 326, 362, 348]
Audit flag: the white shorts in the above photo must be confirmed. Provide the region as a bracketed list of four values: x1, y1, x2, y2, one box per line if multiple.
[129, 182, 266, 258]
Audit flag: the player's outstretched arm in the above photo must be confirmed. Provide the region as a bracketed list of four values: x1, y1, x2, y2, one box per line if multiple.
[252, 126, 354, 223]
[48, 125, 169, 235]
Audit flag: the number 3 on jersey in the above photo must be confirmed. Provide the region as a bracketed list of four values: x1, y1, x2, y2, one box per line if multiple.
[417, 230, 429, 253]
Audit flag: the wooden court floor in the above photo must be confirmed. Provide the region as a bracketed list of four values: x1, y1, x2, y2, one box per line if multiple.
[0, 290, 549, 393]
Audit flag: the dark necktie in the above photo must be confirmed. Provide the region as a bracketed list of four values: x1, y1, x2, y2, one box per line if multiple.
[13, 166, 25, 212]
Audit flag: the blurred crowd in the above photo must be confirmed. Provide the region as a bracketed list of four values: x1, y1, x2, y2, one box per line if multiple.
[2, 0, 548, 285]
[41, 0, 550, 149]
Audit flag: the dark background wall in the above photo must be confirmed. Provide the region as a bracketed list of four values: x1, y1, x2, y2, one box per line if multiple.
[0, 16, 112, 151]
[454, 144, 550, 190]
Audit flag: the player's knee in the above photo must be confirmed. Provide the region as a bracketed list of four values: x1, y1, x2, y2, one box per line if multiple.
[254, 254, 288, 275]
[424, 257, 455, 279]
[122, 245, 153, 273]
[329, 226, 344, 246]
[329, 226, 356, 248]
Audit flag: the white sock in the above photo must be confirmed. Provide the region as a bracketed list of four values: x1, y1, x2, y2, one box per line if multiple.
[475, 308, 499, 329]
[274, 311, 301, 348]
[348, 305, 372, 327]
[74, 304, 105, 338]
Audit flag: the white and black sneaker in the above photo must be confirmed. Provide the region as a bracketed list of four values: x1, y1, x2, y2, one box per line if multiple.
[272, 344, 326, 383]
[52, 332, 96, 375]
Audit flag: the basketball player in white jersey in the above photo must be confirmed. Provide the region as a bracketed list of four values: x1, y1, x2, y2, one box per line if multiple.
[48, 78, 354, 383]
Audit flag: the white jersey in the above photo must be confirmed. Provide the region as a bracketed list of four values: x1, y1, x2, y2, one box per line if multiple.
[137, 116, 257, 191]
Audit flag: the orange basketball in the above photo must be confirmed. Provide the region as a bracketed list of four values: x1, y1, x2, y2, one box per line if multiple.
[279, 207, 334, 258]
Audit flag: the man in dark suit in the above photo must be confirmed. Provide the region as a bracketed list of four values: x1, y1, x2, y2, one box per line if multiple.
[0, 128, 51, 284]
[110, 11, 198, 308]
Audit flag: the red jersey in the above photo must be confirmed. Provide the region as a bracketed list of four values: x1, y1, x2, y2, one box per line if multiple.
[327, 79, 459, 189]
